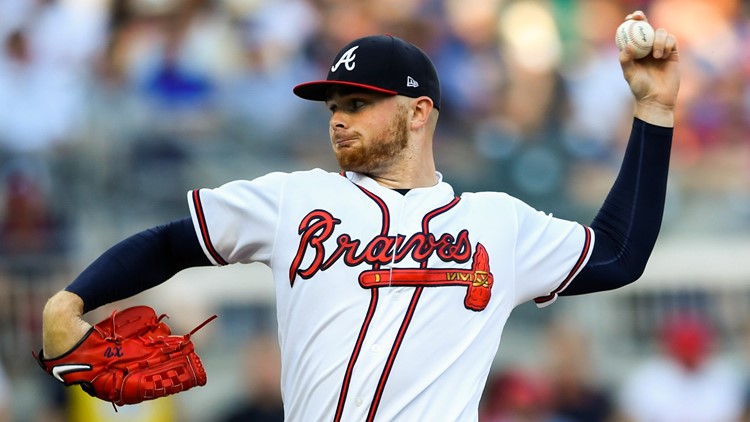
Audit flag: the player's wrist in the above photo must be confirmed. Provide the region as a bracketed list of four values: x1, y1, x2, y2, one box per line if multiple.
[42, 291, 89, 358]
[633, 101, 674, 128]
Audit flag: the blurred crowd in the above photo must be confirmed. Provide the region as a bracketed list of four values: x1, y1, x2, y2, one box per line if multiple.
[0, 0, 749, 421]
[479, 313, 750, 422]
[0, 0, 748, 240]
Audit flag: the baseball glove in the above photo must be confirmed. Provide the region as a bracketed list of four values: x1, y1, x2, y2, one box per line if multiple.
[34, 305, 216, 408]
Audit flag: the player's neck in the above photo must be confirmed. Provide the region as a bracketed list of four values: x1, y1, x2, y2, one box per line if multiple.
[367, 162, 438, 190]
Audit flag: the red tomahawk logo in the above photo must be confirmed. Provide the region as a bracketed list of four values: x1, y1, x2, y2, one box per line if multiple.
[358, 243, 494, 311]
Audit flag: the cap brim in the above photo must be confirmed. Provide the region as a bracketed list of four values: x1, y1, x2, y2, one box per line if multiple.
[293, 80, 398, 102]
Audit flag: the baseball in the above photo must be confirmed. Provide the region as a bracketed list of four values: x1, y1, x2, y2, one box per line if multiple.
[615, 19, 655, 59]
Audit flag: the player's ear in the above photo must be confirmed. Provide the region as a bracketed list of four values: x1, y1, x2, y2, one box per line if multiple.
[410, 97, 434, 130]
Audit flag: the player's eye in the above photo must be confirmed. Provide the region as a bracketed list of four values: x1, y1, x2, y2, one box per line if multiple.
[342, 99, 366, 113]
[326, 98, 367, 114]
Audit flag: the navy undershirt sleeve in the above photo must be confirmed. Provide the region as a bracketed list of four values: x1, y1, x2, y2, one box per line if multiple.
[65, 217, 211, 313]
[561, 118, 673, 296]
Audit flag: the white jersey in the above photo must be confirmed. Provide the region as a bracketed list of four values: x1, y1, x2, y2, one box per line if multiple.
[187, 169, 593, 422]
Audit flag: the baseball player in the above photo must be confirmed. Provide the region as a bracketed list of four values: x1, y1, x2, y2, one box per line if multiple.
[40, 11, 678, 422]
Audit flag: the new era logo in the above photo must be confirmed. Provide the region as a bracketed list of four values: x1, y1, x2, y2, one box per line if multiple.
[406, 76, 419, 88]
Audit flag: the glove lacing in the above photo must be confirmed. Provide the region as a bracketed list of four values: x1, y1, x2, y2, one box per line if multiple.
[93, 309, 218, 411]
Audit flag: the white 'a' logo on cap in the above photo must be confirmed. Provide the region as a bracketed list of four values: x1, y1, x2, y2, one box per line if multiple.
[331, 45, 359, 72]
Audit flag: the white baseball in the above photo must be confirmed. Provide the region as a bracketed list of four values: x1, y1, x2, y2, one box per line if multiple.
[615, 20, 655, 59]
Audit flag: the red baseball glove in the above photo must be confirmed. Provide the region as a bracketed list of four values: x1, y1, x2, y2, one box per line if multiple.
[34, 306, 216, 408]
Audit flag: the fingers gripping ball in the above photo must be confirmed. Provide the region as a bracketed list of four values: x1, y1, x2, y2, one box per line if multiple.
[615, 19, 655, 59]
[34, 306, 217, 408]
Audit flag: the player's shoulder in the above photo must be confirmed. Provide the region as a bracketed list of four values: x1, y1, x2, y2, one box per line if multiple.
[459, 190, 518, 204]
[270, 168, 350, 187]
[287, 168, 345, 179]
[221, 168, 343, 186]
[198, 169, 343, 199]
[459, 190, 541, 216]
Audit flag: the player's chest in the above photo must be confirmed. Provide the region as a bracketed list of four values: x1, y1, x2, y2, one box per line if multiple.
[280, 194, 511, 314]
[285, 193, 483, 269]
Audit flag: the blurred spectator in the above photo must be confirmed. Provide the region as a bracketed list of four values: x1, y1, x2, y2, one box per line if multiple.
[542, 320, 614, 422]
[139, 7, 216, 111]
[217, 333, 284, 422]
[480, 368, 570, 422]
[0, 0, 106, 154]
[0, 28, 69, 154]
[433, 0, 506, 123]
[617, 312, 745, 422]
[0, 158, 68, 278]
[220, 0, 320, 143]
[103, 0, 239, 145]
[561, 0, 633, 161]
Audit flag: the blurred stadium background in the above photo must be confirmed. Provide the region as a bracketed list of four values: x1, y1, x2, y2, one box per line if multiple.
[0, 0, 748, 421]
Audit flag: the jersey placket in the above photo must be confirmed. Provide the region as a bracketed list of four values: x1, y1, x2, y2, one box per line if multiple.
[335, 188, 427, 421]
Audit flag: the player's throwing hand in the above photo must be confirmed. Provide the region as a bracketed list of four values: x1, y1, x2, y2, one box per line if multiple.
[618, 11, 680, 127]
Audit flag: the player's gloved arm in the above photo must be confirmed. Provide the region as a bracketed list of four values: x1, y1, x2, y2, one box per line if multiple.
[561, 118, 671, 295]
[66, 217, 211, 312]
[43, 217, 210, 357]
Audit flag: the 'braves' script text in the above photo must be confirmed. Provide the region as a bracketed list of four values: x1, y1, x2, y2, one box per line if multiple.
[289, 210, 472, 285]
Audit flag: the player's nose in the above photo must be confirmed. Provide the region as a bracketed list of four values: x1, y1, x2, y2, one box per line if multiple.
[329, 112, 349, 130]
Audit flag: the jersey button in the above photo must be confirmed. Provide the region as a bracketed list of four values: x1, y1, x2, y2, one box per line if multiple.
[371, 344, 381, 353]
[355, 398, 364, 407]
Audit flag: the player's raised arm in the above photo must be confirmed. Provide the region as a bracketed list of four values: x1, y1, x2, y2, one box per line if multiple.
[562, 11, 679, 296]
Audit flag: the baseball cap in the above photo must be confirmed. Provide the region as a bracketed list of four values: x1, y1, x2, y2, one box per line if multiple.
[293, 35, 441, 110]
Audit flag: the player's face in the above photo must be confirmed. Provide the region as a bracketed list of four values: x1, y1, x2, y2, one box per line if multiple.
[325, 90, 410, 174]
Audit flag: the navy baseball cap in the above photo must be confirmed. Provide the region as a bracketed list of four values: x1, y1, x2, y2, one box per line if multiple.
[293, 35, 441, 110]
